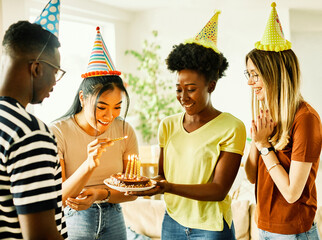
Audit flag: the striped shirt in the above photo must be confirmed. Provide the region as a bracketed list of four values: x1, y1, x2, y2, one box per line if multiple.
[0, 97, 67, 239]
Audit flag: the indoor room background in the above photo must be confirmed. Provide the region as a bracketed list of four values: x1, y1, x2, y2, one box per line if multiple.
[1, 0, 322, 203]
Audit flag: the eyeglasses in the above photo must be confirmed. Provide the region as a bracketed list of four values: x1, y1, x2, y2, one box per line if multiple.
[37, 59, 66, 82]
[244, 70, 259, 83]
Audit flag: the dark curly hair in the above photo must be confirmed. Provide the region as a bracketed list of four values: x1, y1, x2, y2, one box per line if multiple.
[166, 43, 229, 83]
[2, 20, 60, 57]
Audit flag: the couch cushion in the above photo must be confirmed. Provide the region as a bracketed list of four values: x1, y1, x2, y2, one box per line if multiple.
[122, 199, 165, 239]
[232, 200, 250, 240]
[249, 204, 259, 240]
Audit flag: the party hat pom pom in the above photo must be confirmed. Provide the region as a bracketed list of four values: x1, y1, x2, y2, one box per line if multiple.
[271, 2, 276, 8]
[96, 26, 100, 31]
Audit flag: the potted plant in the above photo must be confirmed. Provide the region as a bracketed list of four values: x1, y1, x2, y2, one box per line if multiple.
[123, 31, 180, 144]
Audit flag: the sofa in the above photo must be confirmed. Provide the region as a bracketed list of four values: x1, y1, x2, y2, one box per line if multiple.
[121, 198, 322, 240]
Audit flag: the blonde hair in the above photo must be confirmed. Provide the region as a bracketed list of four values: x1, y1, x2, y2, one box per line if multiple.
[246, 49, 303, 150]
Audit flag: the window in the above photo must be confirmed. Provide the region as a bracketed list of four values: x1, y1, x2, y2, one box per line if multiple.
[29, 15, 115, 124]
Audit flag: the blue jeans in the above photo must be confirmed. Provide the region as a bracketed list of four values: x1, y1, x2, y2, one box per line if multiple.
[259, 223, 320, 240]
[64, 202, 126, 240]
[161, 211, 236, 240]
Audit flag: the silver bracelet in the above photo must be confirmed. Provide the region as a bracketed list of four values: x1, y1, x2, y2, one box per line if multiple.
[266, 162, 281, 173]
[94, 189, 111, 204]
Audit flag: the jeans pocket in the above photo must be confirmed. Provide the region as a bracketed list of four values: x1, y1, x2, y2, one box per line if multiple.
[113, 203, 122, 213]
[63, 205, 78, 218]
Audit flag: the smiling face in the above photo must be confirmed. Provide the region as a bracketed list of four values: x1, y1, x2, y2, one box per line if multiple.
[176, 69, 213, 116]
[246, 58, 266, 101]
[80, 87, 123, 135]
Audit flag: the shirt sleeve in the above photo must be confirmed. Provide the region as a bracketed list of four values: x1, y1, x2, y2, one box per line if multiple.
[50, 123, 64, 160]
[10, 131, 59, 214]
[158, 118, 168, 148]
[291, 112, 322, 163]
[220, 118, 247, 156]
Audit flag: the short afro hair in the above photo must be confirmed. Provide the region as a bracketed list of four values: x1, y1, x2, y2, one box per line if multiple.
[166, 43, 228, 83]
[2, 20, 60, 57]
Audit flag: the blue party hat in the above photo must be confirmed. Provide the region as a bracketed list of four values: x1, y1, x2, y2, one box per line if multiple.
[34, 0, 60, 38]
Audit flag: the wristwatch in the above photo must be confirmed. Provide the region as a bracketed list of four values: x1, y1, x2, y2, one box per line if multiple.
[260, 146, 274, 156]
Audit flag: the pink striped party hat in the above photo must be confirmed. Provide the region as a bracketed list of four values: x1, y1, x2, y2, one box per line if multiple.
[81, 26, 121, 78]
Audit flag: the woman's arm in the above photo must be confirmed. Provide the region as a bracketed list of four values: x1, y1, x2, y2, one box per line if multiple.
[131, 150, 242, 201]
[161, 151, 242, 201]
[244, 140, 259, 184]
[257, 144, 312, 203]
[62, 138, 112, 205]
[253, 109, 312, 203]
[18, 210, 64, 240]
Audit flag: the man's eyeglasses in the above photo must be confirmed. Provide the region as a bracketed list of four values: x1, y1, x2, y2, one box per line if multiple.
[37, 59, 66, 82]
[244, 70, 259, 83]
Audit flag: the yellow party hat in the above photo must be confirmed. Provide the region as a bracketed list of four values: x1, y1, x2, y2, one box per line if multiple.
[185, 10, 221, 53]
[255, 2, 291, 52]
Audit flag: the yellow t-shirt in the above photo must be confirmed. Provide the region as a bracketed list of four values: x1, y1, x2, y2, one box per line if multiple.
[158, 112, 246, 231]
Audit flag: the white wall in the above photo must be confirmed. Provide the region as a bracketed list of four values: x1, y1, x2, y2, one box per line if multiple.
[0, 0, 29, 56]
[290, 9, 322, 117]
[124, 3, 291, 139]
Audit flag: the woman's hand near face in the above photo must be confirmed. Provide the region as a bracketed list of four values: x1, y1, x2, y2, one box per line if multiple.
[251, 109, 275, 150]
[86, 138, 114, 169]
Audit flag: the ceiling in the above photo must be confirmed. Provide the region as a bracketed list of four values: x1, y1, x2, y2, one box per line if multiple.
[92, 0, 181, 12]
[92, 0, 322, 12]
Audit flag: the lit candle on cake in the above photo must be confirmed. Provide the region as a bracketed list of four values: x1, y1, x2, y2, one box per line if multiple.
[125, 155, 131, 178]
[129, 155, 134, 178]
[137, 157, 141, 179]
[133, 157, 137, 177]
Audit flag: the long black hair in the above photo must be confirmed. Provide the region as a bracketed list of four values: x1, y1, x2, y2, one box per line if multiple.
[58, 75, 130, 133]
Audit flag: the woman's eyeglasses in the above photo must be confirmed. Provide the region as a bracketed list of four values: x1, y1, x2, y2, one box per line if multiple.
[244, 70, 259, 83]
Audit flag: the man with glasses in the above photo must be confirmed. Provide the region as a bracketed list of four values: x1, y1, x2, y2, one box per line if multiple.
[0, 21, 67, 239]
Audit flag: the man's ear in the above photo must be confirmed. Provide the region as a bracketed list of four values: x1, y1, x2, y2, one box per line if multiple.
[30, 61, 43, 78]
[208, 81, 217, 93]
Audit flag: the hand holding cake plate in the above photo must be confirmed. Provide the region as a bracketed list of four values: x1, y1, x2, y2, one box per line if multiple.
[104, 178, 156, 192]
[104, 155, 156, 192]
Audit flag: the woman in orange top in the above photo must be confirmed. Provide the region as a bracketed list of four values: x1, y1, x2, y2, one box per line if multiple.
[244, 4, 322, 239]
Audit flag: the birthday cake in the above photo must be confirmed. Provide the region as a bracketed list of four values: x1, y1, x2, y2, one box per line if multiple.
[105, 155, 152, 188]
[107, 173, 151, 188]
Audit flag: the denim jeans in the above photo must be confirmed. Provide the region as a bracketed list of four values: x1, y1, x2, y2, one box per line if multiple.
[161, 211, 236, 240]
[259, 223, 320, 240]
[64, 202, 126, 240]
